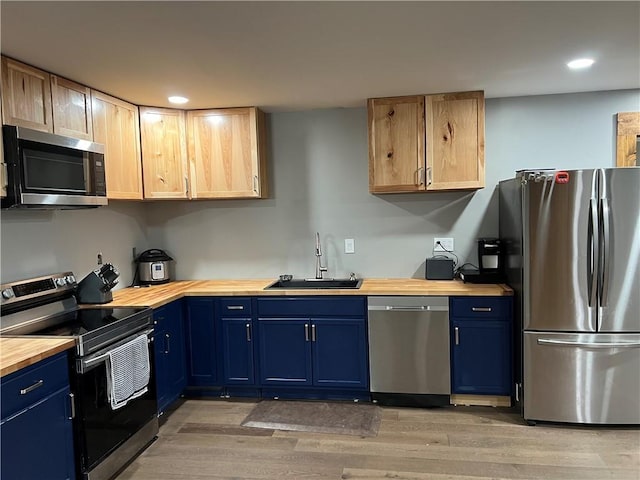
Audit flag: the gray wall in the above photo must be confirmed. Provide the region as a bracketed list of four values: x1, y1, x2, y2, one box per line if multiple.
[0, 203, 149, 286]
[1, 89, 639, 285]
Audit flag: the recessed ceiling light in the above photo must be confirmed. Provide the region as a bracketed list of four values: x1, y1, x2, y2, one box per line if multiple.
[168, 96, 189, 104]
[567, 58, 595, 70]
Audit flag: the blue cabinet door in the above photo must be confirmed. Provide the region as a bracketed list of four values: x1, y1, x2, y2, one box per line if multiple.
[221, 318, 255, 385]
[153, 300, 187, 413]
[1, 352, 75, 480]
[185, 298, 219, 386]
[311, 318, 368, 389]
[1, 388, 75, 480]
[451, 319, 511, 395]
[258, 319, 312, 386]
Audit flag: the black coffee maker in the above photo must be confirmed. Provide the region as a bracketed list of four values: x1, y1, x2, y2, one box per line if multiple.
[477, 238, 503, 275]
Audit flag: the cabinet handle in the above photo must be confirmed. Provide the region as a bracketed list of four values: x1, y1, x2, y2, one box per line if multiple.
[454, 327, 460, 345]
[69, 393, 76, 420]
[227, 305, 244, 310]
[165, 333, 170, 354]
[304, 323, 310, 342]
[417, 167, 425, 186]
[426, 167, 432, 186]
[311, 324, 317, 342]
[20, 379, 44, 395]
[253, 175, 258, 194]
[185, 177, 189, 195]
[472, 307, 492, 312]
[246, 323, 252, 342]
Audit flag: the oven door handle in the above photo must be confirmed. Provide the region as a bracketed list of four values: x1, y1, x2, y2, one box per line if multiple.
[77, 328, 153, 373]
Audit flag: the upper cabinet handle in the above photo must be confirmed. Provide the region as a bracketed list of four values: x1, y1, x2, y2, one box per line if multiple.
[227, 305, 244, 310]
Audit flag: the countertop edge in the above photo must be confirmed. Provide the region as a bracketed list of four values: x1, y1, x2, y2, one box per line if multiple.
[0, 338, 76, 378]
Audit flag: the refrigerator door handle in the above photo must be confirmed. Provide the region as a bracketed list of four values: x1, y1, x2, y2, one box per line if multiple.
[537, 338, 640, 348]
[599, 197, 611, 308]
[587, 198, 599, 307]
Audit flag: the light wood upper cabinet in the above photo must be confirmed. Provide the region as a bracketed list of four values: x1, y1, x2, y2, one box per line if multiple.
[91, 91, 143, 199]
[139, 107, 189, 199]
[1, 56, 53, 133]
[425, 91, 485, 190]
[187, 107, 267, 199]
[368, 95, 425, 193]
[51, 75, 93, 140]
[368, 91, 485, 193]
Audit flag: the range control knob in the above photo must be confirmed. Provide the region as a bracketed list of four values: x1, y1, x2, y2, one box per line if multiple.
[55, 277, 67, 287]
[2, 288, 15, 299]
[65, 275, 76, 285]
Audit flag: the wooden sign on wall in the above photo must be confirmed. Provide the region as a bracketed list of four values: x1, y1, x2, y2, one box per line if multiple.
[616, 112, 640, 167]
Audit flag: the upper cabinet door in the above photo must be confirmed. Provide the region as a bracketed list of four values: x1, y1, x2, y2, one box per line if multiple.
[368, 95, 425, 193]
[91, 91, 143, 199]
[139, 107, 189, 199]
[187, 107, 267, 199]
[51, 75, 93, 140]
[425, 91, 485, 191]
[1, 56, 53, 133]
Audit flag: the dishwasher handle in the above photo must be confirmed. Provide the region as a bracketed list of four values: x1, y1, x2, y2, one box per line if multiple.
[368, 305, 449, 312]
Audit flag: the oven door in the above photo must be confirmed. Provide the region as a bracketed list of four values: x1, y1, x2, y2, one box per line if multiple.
[71, 329, 158, 479]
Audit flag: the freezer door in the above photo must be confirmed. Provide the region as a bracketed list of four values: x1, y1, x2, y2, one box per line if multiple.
[524, 169, 597, 332]
[598, 168, 640, 333]
[524, 331, 640, 424]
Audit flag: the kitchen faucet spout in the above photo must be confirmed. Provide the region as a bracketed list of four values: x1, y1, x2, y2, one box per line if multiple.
[315, 232, 328, 279]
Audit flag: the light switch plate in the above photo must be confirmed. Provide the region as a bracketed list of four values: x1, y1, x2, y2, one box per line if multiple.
[344, 238, 355, 254]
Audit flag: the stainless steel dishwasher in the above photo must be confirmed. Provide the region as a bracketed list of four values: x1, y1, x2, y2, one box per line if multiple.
[367, 296, 450, 407]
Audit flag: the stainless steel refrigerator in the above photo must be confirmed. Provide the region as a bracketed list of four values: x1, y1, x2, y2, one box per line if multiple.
[499, 168, 640, 425]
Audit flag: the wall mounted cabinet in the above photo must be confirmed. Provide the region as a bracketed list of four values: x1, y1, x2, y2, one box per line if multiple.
[1, 56, 54, 133]
[91, 91, 143, 199]
[187, 108, 267, 199]
[139, 107, 189, 199]
[51, 75, 93, 140]
[368, 90, 485, 193]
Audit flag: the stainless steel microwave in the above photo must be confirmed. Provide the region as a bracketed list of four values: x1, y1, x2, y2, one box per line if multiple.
[1, 125, 107, 209]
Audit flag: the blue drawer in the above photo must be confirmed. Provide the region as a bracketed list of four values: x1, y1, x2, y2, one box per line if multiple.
[220, 297, 252, 317]
[450, 296, 511, 319]
[1, 352, 70, 420]
[258, 297, 365, 317]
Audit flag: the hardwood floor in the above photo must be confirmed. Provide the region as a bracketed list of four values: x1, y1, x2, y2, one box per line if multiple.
[117, 399, 640, 480]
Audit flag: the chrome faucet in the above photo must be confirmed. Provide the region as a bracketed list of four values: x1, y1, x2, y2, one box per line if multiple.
[314, 232, 328, 279]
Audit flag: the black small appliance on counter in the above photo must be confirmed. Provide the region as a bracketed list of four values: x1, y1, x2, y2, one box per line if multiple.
[458, 238, 505, 283]
[76, 263, 120, 303]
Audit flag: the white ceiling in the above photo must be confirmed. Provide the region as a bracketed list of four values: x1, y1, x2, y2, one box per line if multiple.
[1, 1, 639, 112]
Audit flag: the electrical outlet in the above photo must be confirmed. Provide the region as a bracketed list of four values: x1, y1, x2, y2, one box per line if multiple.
[344, 238, 355, 254]
[434, 237, 454, 252]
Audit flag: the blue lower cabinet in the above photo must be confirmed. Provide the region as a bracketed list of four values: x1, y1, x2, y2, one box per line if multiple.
[258, 319, 313, 386]
[451, 318, 511, 395]
[311, 318, 368, 389]
[1, 352, 75, 480]
[153, 300, 187, 414]
[221, 318, 255, 385]
[185, 298, 220, 387]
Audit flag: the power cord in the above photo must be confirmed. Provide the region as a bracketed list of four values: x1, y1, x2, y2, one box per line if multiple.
[434, 241, 459, 268]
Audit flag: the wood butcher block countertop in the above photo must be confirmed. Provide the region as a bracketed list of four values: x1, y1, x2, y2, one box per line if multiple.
[0, 338, 76, 377]
[1, 278, 511, 377]
[108, 278, 513, 309]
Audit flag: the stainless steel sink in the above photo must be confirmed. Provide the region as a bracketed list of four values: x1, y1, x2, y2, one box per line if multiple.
[265, 278, 363, 289]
